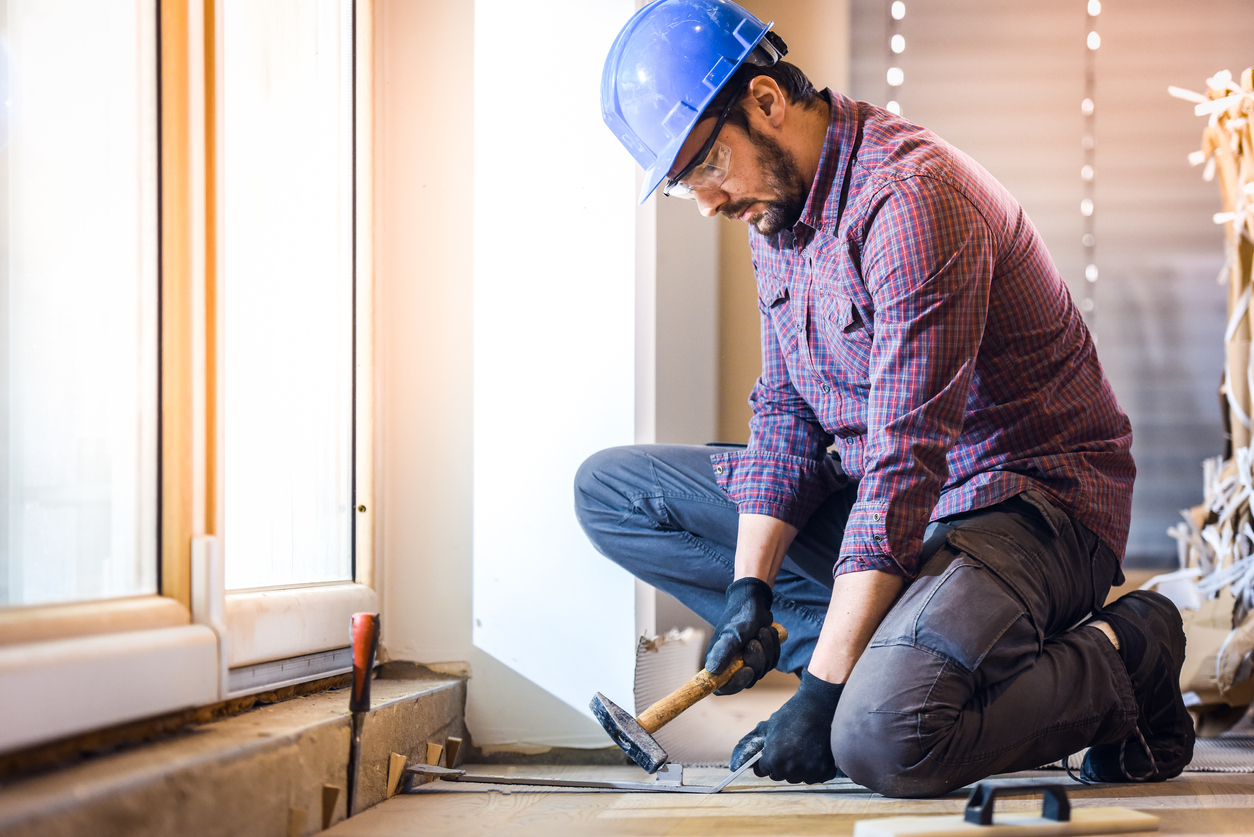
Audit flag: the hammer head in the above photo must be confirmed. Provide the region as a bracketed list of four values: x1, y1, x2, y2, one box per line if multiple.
[589, 692, 669, 773]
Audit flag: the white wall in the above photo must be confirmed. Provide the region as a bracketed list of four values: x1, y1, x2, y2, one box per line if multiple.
[375, 0, 655, 749]
[470, 0, 641, 730]
[376, 0, 607, 748]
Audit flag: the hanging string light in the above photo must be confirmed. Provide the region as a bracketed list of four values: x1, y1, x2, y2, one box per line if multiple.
[886, 1, 905, 115]
[880, 3, 1099, 319]
[1081, 0, 1101, 321]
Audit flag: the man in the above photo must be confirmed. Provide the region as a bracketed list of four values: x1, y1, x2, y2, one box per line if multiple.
[576, 0, 1194, 797]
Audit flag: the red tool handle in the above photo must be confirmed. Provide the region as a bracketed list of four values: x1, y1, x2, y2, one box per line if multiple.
[350, 612, 381, 713]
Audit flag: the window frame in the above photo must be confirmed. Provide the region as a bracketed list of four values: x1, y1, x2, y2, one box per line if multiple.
[0, 0, 378, 753]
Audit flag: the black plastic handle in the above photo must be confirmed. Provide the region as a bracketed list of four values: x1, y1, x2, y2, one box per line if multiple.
[964, 783, 1070, 826]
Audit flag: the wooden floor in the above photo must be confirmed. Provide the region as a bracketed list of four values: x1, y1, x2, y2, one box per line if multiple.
[327, 570, 1224, 836]
[325, 769, 1254, 836]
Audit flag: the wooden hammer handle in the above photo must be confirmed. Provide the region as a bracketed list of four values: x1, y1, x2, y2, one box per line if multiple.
[636, 623, 787, 734]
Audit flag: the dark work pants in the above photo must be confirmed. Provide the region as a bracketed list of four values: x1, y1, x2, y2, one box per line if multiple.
[573, 444, 1139, 797]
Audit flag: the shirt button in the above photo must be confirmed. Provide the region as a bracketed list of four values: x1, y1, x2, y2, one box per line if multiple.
[821, 384, 831, 393]
[873, 513, 881, 521]
[713, 466, 724, 474]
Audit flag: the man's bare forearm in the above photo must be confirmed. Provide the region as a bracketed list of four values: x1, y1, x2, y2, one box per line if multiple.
[807, 569, 904, 683]
[734, 513, 799, 584]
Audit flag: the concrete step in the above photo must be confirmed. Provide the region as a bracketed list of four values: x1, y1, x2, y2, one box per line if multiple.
[0, 666, 466, 837]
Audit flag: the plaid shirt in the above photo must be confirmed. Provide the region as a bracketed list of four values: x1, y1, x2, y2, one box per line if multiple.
[711, 92, 1134, 581]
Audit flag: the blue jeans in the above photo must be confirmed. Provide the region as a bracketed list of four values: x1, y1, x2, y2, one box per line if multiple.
[574, 444, 1139, 796]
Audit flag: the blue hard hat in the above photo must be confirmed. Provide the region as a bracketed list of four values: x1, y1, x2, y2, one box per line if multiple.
[601, 0, 775, 204]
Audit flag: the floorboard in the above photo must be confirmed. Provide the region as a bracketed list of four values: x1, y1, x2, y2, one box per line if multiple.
[324, 770, 1254, 836]
[325, 568, 1220, 836]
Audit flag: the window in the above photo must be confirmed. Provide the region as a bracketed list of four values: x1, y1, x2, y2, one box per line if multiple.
[221, 0, 355, 592]
[0, 0, 376, 754]
[0, 0, 158, 609]
[216, 0, 375, 688]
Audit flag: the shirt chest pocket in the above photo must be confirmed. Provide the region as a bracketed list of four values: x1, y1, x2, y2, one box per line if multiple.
[816, 291, 874, 372]
[766, 287, 802, 357]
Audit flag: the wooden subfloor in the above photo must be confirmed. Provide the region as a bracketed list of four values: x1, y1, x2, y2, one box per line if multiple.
[326, 769, 1254, 836]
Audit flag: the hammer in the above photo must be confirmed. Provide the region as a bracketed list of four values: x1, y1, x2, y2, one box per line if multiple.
[590, 623, 787, 773]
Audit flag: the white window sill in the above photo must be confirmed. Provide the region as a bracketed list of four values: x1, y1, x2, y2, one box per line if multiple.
[225, 582, 379, 669]
[0, 625, 218, 753]
[0, 544, 380, 752]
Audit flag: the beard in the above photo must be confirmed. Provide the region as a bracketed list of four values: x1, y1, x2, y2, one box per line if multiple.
[721, 126, 810, 236]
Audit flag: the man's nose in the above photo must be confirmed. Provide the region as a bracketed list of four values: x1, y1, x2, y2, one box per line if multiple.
[694, 188, 724, 218]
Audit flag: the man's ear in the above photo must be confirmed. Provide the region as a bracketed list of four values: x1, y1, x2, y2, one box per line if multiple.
[746, 76, 788, 130]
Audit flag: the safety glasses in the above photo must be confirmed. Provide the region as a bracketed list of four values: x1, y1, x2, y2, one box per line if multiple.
[662, 83, 746, 199]
[664, 141, 732, 200]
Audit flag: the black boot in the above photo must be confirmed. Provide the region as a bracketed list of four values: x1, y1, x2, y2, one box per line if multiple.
[1081, 590, 1196, 782]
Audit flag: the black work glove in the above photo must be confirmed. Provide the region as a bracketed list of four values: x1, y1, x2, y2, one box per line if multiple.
[732, 671, 844, 784]
[730, 719, 769, 770]
[705, 577, 780, 695]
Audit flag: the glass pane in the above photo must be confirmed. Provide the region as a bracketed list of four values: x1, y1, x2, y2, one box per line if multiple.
[222, 0, 354, 590]
[0, 1, 159, 607]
